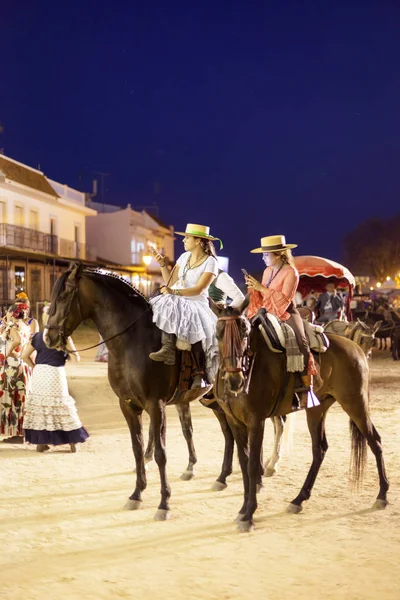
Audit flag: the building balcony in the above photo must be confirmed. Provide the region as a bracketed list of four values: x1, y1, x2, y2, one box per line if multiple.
[0, 223, 96, 261]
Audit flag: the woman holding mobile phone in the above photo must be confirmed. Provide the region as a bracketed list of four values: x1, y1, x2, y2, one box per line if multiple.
[148, 224, 222, 389]
[244, 234, 318, 408]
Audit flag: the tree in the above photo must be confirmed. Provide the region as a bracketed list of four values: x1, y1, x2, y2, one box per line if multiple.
[343, 215, 400, 280]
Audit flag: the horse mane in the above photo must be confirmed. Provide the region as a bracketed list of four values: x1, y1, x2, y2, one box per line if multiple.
[84, 268, 150, 307]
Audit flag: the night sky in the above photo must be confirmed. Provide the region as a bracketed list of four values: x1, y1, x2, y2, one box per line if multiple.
[2, 1, 400, 279]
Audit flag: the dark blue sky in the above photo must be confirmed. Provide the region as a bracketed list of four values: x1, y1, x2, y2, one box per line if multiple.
[2, 1, 400, 278]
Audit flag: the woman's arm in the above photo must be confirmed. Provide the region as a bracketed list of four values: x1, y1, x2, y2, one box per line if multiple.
[6, 326, 21, 358]
[22, 342, 36, 369]
[148, 247, 179, 286]
[176, 272, 216, 297]
[30, 319, 40, 335]
[66, 337, 80, 362]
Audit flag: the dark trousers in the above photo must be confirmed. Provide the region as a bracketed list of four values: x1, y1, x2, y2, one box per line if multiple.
[286, 310, 310, 375]
[191, 341, 206, 377]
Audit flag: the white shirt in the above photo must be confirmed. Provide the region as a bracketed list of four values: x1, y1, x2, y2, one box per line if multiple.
[215, 272, 245, 308]
[172, 252, 219, 304]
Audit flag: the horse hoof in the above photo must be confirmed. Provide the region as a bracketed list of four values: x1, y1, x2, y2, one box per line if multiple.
[234, 513, 245, 523]
[154, 509, 171, 521]
[124, 499, 142, 510]
[265, 467, 276, 478]
[180, 470, 194, 481]
[256, 483, 264, 494]
[286, 503, 303, 514]
[211, 480, 227, 492]
[237, 520, 254, 533]
[373, 499, 388, 510]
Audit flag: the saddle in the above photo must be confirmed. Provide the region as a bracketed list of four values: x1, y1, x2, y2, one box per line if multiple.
[252, 308, 329, 361]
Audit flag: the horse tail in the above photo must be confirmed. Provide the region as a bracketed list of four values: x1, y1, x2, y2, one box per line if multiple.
[349, 419, 367, 488]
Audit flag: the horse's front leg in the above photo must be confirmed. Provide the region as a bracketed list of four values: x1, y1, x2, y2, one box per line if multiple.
[150, 400, 171, 520]
[119, 400, 147, 510]
[175, 403, 197, 480]
[211, 408, 235, 491]
[227, 418, 250, 524]
[238, 419, 265, 532]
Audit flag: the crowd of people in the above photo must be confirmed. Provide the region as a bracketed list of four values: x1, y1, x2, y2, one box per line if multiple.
[0, 292, 88, 452]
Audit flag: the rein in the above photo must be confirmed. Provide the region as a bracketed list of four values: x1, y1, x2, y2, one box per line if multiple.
[218, 314, 251, 376]
[47, 266, 176, 354]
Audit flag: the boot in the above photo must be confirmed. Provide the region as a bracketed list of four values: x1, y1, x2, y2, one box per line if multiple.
[191, 342, 206, 389]
[296, 374, 320, 409]
[149, 332, 176, 365]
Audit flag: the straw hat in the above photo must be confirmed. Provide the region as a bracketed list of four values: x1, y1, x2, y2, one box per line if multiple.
[175, 223, 223, 249]
[251, 234, 297, 254]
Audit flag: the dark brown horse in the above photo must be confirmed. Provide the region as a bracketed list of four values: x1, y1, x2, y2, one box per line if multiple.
[45, 263, 213, 520]
[212, 302, 389, 532]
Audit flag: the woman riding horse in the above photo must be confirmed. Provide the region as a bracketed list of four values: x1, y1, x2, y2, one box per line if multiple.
[245, 234, 318, 408]
[149, 223, 221, 389]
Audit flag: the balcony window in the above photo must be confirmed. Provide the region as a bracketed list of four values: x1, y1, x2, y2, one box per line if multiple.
[0, 201, 6, 223]
[15, 266, 25, 295]
[15, 205, 24, 227]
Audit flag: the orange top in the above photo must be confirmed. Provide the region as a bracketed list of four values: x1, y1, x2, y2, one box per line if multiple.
[247, 265, 299, 321]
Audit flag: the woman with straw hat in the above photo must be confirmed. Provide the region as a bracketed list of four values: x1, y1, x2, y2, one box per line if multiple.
[148, 223, 222, 388]
[245, 234, 318, 409]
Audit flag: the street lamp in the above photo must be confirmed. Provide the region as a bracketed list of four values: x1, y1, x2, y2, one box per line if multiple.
[142, 254, 152, 266]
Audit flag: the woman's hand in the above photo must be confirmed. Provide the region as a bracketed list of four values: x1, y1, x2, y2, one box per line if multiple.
[245, 275, 265, 293]
[160, 286, 173, 295]
[149, 246, 165, 266]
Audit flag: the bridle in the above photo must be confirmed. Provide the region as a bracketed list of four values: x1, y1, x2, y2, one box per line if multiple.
[46, 276, 153, 353]
[46, 279, 84, 350]
[218, 314, 251, 375]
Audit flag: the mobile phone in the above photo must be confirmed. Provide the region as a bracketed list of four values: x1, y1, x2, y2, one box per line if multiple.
[241, 269, 249, 277]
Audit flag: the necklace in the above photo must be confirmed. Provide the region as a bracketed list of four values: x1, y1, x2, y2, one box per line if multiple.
[265, 264, 284, 288]
[181, 253, 207, 281]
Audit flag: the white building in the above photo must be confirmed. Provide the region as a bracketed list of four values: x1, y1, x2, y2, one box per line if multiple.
[86, 202, 175, 293]
[0, 153, 96, 310]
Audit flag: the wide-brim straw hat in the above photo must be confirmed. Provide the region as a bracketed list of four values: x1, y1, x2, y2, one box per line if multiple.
[251, 234, 297, 254]
[175, 223, 223, 249]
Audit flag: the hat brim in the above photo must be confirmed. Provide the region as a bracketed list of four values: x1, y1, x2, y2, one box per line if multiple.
[175, 231, 218, 241]
[251, 244, 297, 253]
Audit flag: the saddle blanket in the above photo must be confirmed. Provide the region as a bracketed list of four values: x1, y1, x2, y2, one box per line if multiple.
[253, 309, 329, 373]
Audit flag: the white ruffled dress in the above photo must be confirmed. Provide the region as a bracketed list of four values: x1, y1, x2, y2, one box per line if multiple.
[150, 252, 219, 380]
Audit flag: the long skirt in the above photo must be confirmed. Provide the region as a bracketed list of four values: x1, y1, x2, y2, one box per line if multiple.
[149, 294, 218, 381]
[23, 364, 89, 446]
[0, 357, 30, 437]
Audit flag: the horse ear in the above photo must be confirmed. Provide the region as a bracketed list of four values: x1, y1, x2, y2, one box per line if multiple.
[238, 294, 250, 315]
[209, 298, 224, 318]
[66, 262, 84, 284]
[373, 320, 382, 333]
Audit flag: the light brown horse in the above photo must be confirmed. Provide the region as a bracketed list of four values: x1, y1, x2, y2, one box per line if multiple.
[212, 302, 389, 532]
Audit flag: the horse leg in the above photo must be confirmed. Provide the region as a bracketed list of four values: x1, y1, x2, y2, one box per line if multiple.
[338, 403, 389, 509]
[144, 422, 154, 465]
[211, 408, 235, 491]
[119, 400, 147, 510]
[227, 419, 250, 524]
[238, 418, 266, 532]
[149, 400, 172, 520]
[265, 415, 285, 477]
[175, 403, 197, 480]
[287, 401, 333, 514]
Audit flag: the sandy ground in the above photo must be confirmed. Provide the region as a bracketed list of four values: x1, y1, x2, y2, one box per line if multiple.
[1, 328, 399, 600]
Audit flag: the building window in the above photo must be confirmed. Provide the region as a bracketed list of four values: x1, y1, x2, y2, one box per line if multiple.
[15, 266, 26, 295]
[15, 205, 24, 227]
[0, 201, 6, 223]
[131, 239, 145, 264]
[50, 217, 56, 235]
[74, 225, 80, 258]
[30, 210, 39, 231]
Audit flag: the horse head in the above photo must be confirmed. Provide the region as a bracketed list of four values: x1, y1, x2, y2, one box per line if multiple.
[354, 319, 382, 358]
[210, 296, 251, 396]
[45, 262, 85, 350]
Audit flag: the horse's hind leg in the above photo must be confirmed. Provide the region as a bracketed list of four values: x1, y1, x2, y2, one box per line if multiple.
[176, 403, 197, 480]
[119, 400, 147, 510]
[288, 400, 334, 514]
[344, 410, 389, 509]
[265, 415, 285, 477]
[211, 408, 234, 491]
[144, 422, 154, 465]
[150, 401, 171, 520]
